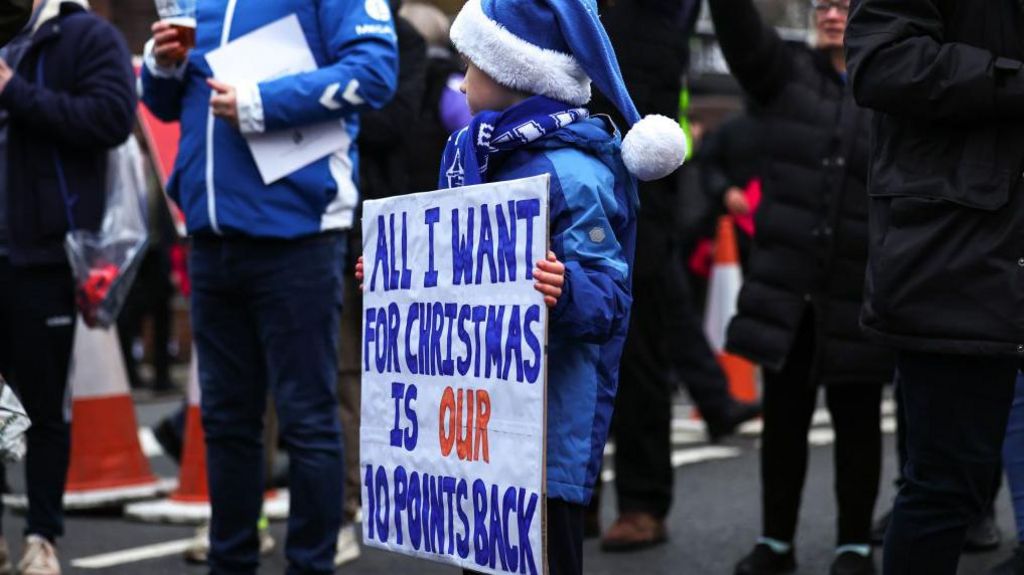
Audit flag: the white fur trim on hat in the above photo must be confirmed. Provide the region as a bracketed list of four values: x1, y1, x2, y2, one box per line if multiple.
[450, 0, 592, 106]
[621, 114, 688, 182]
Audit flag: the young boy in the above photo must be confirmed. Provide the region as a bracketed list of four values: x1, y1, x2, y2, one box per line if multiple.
[361, 0, 686, 572]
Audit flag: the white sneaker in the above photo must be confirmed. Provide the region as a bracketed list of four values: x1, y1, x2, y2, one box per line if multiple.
[183, 520, 276, 564]
[183, 523, 210, 564]
[18, 535, 60, 575]
[334, 524, 361, 567]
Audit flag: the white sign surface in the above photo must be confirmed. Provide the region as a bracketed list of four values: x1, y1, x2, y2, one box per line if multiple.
[360, 175, 550, 575]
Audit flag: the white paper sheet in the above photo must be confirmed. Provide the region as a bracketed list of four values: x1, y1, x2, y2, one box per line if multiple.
[206, 14, 348, 184]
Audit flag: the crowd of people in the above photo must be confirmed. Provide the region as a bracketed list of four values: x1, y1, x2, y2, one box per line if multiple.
[0, 0, 1021, 574]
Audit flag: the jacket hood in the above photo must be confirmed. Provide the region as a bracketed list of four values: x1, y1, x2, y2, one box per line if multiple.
[527, 115, 640, 208]
[33, 0, 88, 33]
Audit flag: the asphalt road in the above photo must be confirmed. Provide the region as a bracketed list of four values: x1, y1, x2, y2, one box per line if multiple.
[0, 393, 1014, 575]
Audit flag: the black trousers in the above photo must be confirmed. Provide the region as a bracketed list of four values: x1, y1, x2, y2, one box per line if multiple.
[117, 247, 173, 389]
[464, 498, 584, 575]
[761, 315, 882, 545]
[883, 352, 1018, 575]
[612, 208, 735, 518]
[0, 258, 76, 540]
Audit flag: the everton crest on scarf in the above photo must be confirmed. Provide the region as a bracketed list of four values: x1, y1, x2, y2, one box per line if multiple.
[439, 96, 588, 189]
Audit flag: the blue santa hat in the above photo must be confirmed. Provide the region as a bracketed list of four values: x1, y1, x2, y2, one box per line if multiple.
[450, 0, 688, 181]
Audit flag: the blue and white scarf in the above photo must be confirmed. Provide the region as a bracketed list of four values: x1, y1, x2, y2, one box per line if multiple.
[438, 95, 588, 189]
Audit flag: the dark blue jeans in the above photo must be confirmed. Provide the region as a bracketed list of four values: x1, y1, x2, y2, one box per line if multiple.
[883, 351, 1018, 575]
[191, 234, 346, 575]
[1004, 372, 1024, 542]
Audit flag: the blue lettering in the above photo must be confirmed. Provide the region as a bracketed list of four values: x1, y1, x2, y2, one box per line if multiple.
[424, 207, 440, 287]
[457, 305, 472, 376]
[517, 199, 541, 281]
[517, 489, 539, 575]
[404, 384, 418, 450]
[503, 305, 523, 382]
[375, 466, 390, 543]
[502, 487, 519, 572]
[452, 207, 475, 285]
[409, 472, 422, 550]
[456, 479, 470, 559]
[476, 204, 497, 285]
[488, 484, 508, 570]
[370, 215, 390, 291]
[393, 466, 408, 546]
[484, 306, 505, 379]
[496, 200, 517, 282]
[364, 308, 376, 372]
[473, 480, 490, 566]
[524, 305, 542, 384]
[405, 303, 419, 374]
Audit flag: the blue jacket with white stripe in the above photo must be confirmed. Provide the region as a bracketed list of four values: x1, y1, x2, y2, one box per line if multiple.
[445, 117, 638, 505]
[141, 0, 398, 238]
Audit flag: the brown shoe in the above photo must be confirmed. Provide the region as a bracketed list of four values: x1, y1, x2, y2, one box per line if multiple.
[600, 512, 667, 552]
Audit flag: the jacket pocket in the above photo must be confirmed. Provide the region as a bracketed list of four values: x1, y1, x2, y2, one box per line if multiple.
[867, 116, 1010, 211]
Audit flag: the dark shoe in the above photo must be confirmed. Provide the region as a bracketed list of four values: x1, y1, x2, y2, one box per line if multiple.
[734, 543, 796, 575]
[964, 511, 1001, 552]
[707, 401, 763, 442]
[990, 546, 1024, 575]
[599, 512, 667, 552]
[830, 552, 876, 575]
[870, 509, 891, 546]
[152, 417, 183, 464]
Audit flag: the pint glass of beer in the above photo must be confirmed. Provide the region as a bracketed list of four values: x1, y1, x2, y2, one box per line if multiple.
[155, 0, 196, 60]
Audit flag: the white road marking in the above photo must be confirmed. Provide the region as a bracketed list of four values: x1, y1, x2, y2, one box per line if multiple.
[602, 445, 741, 482]
[138, 427, 163, 458]
[71, 538, 194, 569]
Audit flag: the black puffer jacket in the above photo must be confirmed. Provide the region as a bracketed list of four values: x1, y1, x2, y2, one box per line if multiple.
[847, 0, 1024, 357]
[710, 0, 893, 384]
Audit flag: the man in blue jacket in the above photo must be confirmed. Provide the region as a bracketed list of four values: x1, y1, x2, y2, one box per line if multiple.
[0, 0, 135, 573]
[142, 1, 397, 573]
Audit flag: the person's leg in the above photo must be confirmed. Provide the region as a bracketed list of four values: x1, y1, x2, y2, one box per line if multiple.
[191, 240, 268, 574]
[610, 276, 673, 520]
[337, 271, 362, 525]
[546, 498, 586, 575]
[8, 264, 75, 543]
[758, 324, 818, 546]
[1005, 373, 1024, 545]
[151, 248, 174, 390]
[826, 383, 883, 547]
[883, 351, 1017, 575]
[252, 235, 345, 575]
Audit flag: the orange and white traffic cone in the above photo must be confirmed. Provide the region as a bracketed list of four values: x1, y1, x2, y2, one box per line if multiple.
[126, 352, 290, 524]
[4, 319, 174, 510]
[703, 216, 758, 403]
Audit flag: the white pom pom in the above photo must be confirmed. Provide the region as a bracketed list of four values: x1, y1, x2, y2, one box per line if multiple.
[620, 114, 688, 182]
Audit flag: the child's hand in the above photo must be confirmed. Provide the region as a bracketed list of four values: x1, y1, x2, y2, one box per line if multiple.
[355, 256, 365, 291]
[533, 251, 565, 308]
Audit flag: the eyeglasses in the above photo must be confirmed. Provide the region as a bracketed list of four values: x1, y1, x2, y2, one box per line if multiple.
[810, 0, 850, 13]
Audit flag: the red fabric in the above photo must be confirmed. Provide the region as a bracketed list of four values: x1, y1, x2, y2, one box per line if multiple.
[689, 238, 714, 278]
[734, 178, 762, 237]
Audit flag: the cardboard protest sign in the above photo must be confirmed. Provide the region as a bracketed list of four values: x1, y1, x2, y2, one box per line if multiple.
[360, 175, 550, 575]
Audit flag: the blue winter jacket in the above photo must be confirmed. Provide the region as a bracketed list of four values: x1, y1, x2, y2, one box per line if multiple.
[444, 117, 638, 505]
[141, 0, 398, 238]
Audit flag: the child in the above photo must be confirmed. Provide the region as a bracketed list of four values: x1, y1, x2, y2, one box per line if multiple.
[361, 0, 686, 572]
